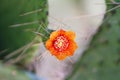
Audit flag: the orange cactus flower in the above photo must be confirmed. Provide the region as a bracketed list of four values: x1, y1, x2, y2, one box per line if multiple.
[45, 29, 78, 60]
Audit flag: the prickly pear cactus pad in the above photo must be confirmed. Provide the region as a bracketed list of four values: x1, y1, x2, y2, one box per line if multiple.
[66, 0, 120, 80]
[0, 0, 48, 62]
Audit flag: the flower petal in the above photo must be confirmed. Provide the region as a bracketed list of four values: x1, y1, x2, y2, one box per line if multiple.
[50, 31, 59, 40]
[65, 31, 76, 40]
[56, 54, 67, 60]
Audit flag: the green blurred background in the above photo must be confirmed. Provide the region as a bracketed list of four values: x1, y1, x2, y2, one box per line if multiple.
[0, 0, 120, 80]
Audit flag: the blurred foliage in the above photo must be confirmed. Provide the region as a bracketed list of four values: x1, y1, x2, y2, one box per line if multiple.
[67, 0, 120, 80]
[0, 63, 30, 80]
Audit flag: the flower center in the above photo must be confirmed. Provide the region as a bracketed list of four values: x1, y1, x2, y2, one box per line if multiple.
[53, 35, 69, 51]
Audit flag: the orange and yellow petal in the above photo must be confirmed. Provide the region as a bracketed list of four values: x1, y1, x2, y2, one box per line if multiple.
[50, 29, 65, 40]
[50, 31, 59, 40]
[46, 40, 52, 48]
[56, 53, 67, 60]
[65, 31, 76, 40]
